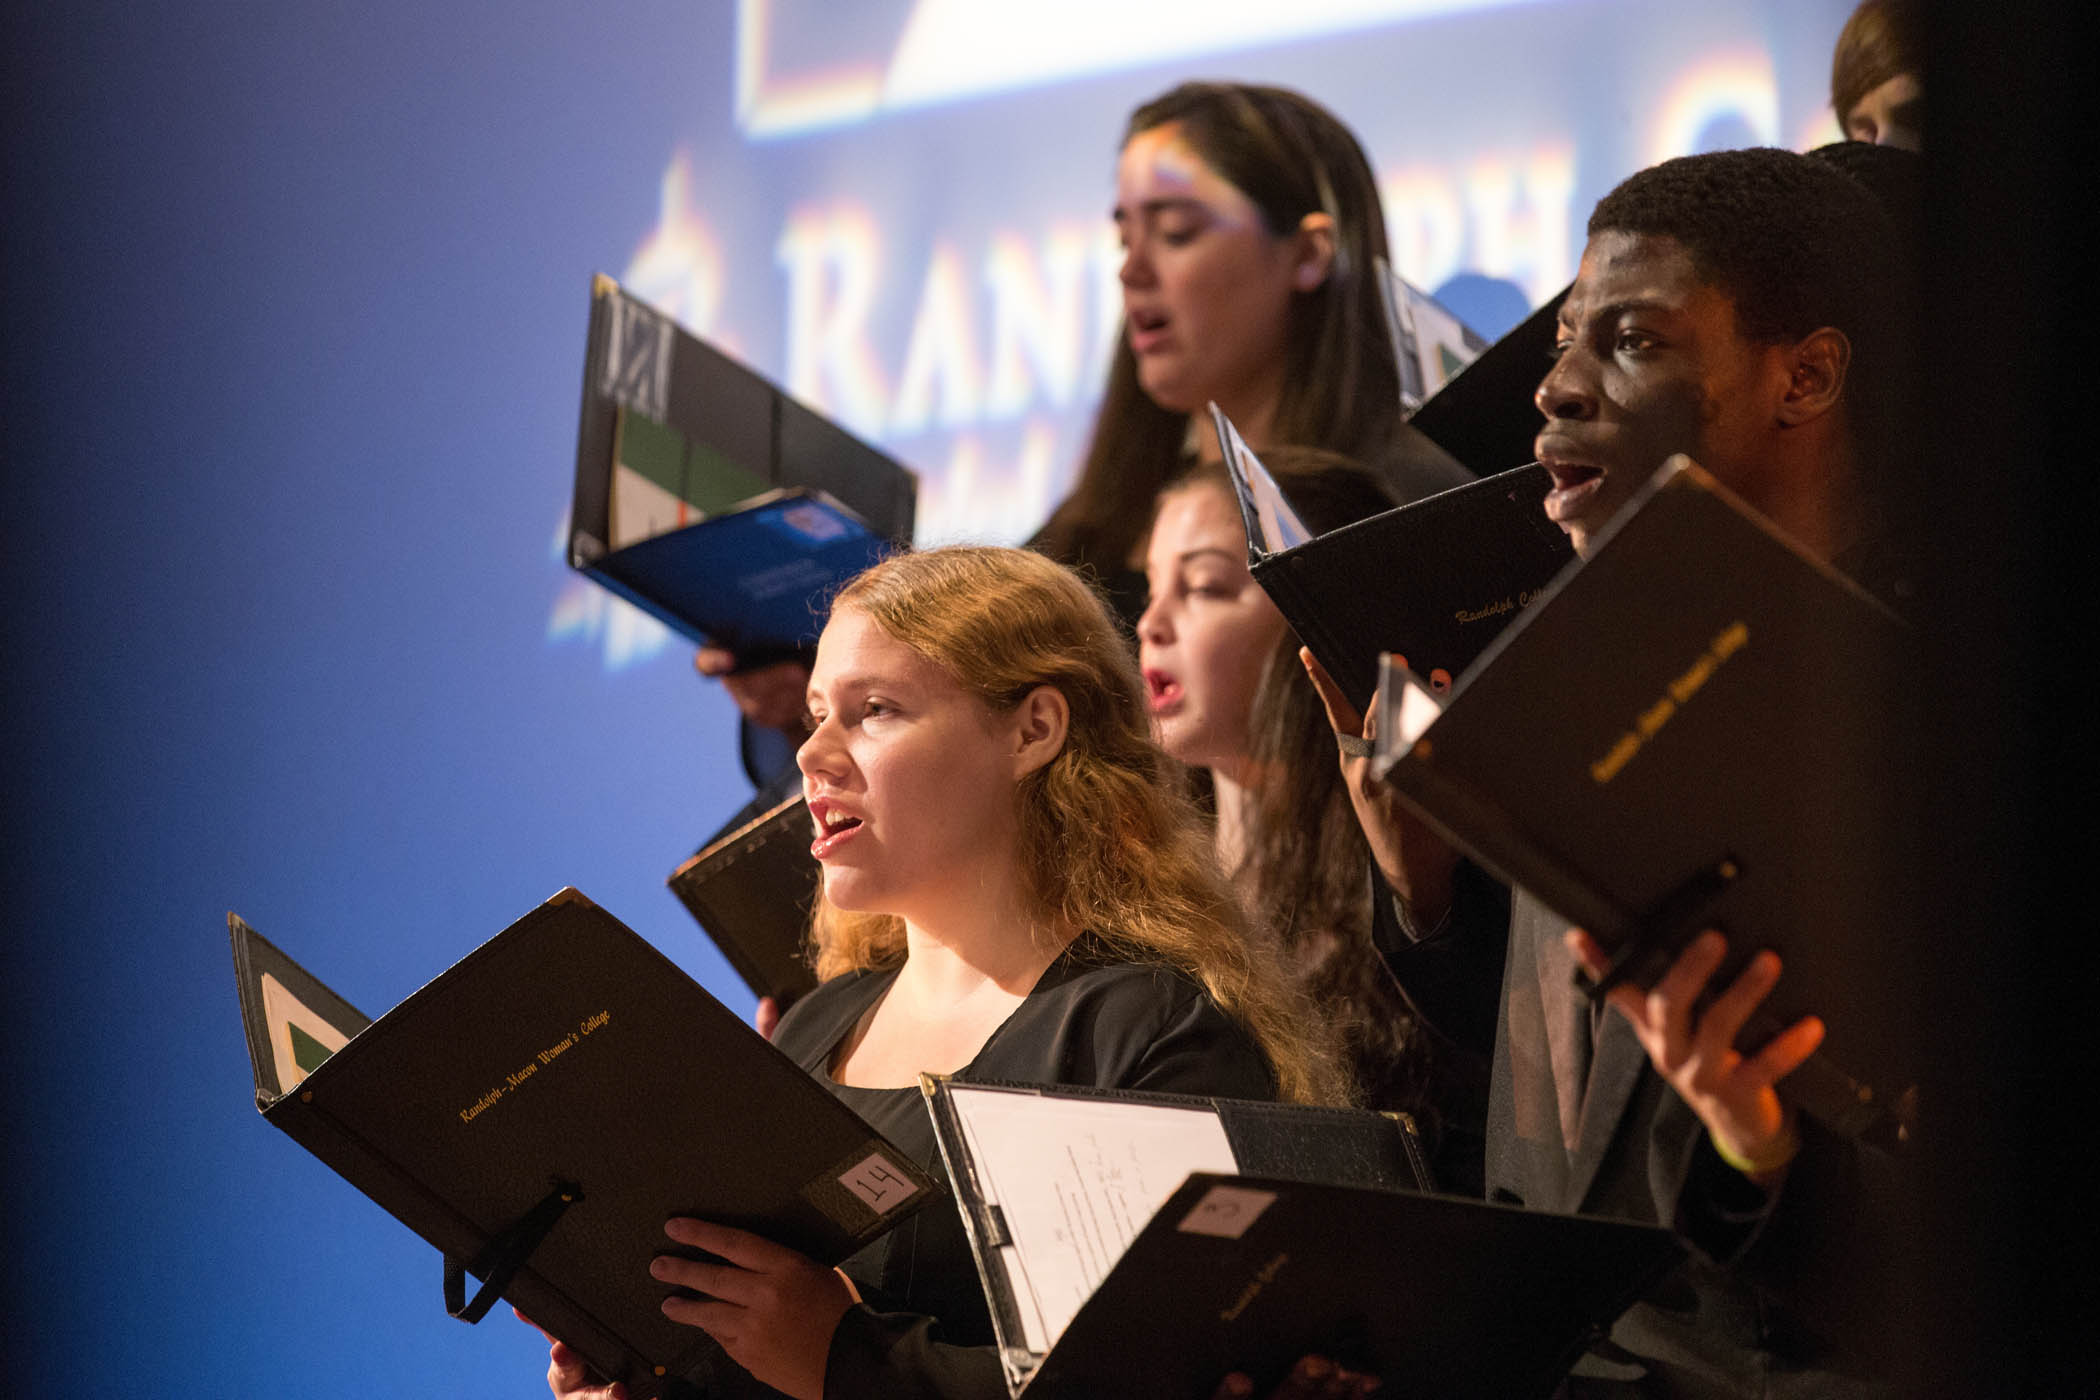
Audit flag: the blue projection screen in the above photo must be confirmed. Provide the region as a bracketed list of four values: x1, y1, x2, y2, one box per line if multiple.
[7, 2, 1849, 1394]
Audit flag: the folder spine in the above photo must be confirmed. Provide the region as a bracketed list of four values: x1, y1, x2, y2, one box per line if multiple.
[569, 282, 619, 568]
[919, 1074, 1043, 1393]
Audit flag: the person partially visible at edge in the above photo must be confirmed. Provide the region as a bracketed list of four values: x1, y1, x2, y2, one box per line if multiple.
[535, 545, 1349, 1400]
[1831, 0, 1923, 150]
[1293, 148, 1914, 1397]
[1033, 79, 1470, 625]
[1138, 449, 1493, 1190]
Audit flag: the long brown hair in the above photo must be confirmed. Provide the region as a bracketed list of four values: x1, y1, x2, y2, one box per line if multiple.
[1156, 453, 1431, 1112]
[1831, 0, 1923, 126]
[809, 545, 1349, 1106]
[1035, 81, 1454, 583]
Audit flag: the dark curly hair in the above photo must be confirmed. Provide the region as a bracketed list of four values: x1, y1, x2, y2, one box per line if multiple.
[1808, 139, 1922, 230]
[1807, 140, 1921, 346]
[1588, 148, 1907, 517]
[1588, 147, 1890, 349]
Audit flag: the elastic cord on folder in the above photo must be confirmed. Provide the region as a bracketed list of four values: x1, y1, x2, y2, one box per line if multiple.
[444, 1180, 583, 1323]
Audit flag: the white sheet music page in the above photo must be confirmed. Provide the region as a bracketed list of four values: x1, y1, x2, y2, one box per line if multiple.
[949, 1086, 1238, 1356]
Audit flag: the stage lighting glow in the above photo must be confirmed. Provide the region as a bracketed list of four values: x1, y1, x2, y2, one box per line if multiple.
[984, 226, 1103, 418]
[737, 0, 887, 138]
[1647, 51, 1781, 166]
[1381, 143, 1574, 305]
[1382, 168, 1468, 295]
[1796, 110, 1845, 152]
[912, 419, 1067, 549]
[776, 201, 892, 439]
[737, 0, 1544, 139]
[892, 242, 984, 434]
[620, 151, 728, 344]
[1461, 144, 1576, 304]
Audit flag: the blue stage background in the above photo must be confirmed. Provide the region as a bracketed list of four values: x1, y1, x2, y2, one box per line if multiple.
[4, 2, 1848, 1392]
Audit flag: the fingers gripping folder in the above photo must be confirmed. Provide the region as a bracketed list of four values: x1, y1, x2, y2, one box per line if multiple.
[229, 893, 939, 1400]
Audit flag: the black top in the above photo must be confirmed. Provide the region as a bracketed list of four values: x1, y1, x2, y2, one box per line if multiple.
[770, 937, 1276, 1400]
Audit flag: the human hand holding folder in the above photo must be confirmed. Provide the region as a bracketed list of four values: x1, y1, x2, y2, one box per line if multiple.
[1213, 1354, 1381, 1400]
[652, 1217, 856, 1400]
[517, 1309, 627, 1400]
[1567, 927, 1822, 1182]
[1362, 461, 1920, 1145]
[519, 1214, 857, 1400]
[232, 893, 940, 1400]
[753, 995, 782, 1041]
[694, 645, 813, 733]
[1300, 647, 1457, 931]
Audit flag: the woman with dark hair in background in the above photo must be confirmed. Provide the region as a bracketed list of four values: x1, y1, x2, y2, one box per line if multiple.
[1035, 79, 1468, 621]
[1138, 449, 1495, 1186]
[701, 81, 1466, 809]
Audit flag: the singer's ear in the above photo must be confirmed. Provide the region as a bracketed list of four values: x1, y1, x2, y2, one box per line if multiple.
[1292, 212, 1337, 291]
[1774, 326, 1850, 428]
[1010, 684, 1070, 779]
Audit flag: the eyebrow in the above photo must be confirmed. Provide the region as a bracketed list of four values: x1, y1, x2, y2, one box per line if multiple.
[1561, 296, 1679, 331]
[1111, 195, 1207, 224]
[807, 671, 902, 704]
[1174, 545, 1248, 567]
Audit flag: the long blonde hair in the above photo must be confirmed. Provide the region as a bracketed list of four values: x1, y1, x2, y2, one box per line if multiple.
[809, 546, 1348, 1105]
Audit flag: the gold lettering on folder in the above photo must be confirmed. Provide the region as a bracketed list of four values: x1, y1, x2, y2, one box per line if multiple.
[1456, 597, 1514, 624]
[1669, 653, 1718, 704]
[457, 1010, 613, 1123]
[1589, 733, 1642, 784]
[1457, 587, 1544, 626]
[1589, 622, 1749, 785]
[1219, 1252, 1291, 1323]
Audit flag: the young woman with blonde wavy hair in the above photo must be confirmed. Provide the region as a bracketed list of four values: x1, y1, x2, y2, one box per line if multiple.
[540, 545, 1342, 1400]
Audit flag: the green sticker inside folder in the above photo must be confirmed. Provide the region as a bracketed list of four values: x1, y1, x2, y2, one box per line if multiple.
[289, 1021, 336, 1075]
[683, 441, 768, 516]
[613, 408, 688, 496]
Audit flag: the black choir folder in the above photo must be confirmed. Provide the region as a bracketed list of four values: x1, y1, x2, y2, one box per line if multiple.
[921, 1079, 1678, 1399]
[668, 790, 821, 1005]
[1406, 288, 1569, 478]
[229, 889, 938, 1400]
[1213, 405, 1573, 713]
[1374, 257, 1487, 415]
[1373, 458, 1920, 1142]
[569, 275, 917, 661]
